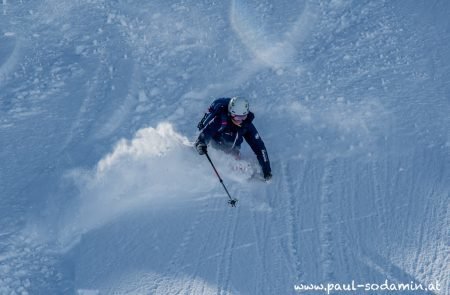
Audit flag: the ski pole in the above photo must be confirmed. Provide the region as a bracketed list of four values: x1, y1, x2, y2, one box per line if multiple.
[204, 151, 238, 207]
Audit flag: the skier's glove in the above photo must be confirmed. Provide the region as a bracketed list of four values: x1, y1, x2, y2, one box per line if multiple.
[196, 142, 207, 155]
[263, 171, 272, 181]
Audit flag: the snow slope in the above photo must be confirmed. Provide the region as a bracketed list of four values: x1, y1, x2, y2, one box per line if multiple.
[0, 0, 448, 294]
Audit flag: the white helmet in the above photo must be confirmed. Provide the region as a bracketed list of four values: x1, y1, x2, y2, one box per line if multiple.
[228, 97, 249, 116]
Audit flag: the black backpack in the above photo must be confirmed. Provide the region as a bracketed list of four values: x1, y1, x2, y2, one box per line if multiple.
[197, 98, 230, 130]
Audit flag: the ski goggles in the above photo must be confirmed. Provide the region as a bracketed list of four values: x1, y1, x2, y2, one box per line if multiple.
[231, 114, 247, 121]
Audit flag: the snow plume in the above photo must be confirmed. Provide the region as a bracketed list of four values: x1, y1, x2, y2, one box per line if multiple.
[56, 123, 214, 249]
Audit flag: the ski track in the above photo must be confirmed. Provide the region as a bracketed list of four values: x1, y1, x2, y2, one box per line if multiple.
[215, 194, 240, 295]
[248, 197, 267, 295]
[318, 159, 337, 281]
[151, 197, 212, 295]
[279, 160, 304, 284]
[62, 63, 106, 148]
[179, 197, 227, 295]
[371, 160, 390, 254]
[411, 186, 432, 279]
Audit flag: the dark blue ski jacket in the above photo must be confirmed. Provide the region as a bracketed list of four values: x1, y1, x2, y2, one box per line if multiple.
[196, 98, 271, 175]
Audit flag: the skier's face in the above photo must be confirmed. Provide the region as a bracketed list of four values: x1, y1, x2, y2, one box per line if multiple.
[231, 114, 247, 126]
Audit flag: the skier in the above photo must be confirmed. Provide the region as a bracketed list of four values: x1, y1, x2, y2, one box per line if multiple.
[195, 97, 272, 181]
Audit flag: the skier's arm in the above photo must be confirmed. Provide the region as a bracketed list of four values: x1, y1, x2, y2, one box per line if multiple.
[198, 98, 229, 131]
[196, 115, 221, 147]
[243, 124, 272, 177]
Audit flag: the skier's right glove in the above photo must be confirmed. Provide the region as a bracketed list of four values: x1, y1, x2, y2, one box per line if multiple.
[196, 142, 207, 155]
[263, 171, 272, 181]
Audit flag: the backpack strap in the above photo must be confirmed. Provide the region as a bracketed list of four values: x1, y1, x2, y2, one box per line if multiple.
[197, 98, 230, 131]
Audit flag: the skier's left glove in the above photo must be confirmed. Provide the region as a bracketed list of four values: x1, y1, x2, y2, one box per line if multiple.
[196, 142, 207, 155]
[263, 171, 272, 181]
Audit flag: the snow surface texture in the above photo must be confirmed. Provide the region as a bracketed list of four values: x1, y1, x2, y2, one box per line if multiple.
[1, 0, 449, 294]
